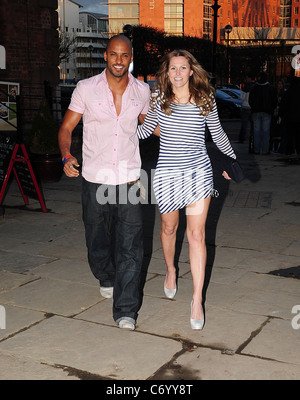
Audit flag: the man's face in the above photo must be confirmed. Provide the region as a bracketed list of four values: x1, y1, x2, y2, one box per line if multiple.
[104, 39, 133, 78]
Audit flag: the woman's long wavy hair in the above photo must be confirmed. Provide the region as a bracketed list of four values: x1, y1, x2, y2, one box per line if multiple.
[152, 49, 215, 115]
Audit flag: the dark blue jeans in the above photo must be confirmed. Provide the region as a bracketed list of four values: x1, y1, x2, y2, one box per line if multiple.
[239, 108, 253, 143]
[82, 178, 143, 323]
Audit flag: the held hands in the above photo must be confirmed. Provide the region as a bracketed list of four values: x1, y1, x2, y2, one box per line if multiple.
[222, 170, 231, 180]
[63, 156, 80, 178]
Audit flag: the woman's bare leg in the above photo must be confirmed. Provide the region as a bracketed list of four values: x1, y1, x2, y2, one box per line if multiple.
[186, 197, 211, 320]
[160, 210, 179, 290]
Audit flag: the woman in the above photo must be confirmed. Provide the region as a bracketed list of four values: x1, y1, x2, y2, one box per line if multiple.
[138, 50, 236, 330]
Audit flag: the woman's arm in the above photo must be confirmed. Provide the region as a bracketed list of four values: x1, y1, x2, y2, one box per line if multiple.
[206, 100, 236, 159]
[137, 106, 160, 139]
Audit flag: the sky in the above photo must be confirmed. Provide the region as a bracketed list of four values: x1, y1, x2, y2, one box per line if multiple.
[76, 0, 108, 14]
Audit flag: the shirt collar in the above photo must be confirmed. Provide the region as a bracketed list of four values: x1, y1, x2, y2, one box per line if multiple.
[101, 69, 134, 87]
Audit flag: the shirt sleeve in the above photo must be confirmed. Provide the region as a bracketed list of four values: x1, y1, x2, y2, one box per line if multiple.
[206, 100, 236, 159]
[140, 85, 151, 115]
[68, 81, 85, 114]
[137, 103, 158, 139]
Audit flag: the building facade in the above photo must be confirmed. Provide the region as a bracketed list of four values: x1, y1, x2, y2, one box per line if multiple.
[0, 0, 59, 133]
[57, 0, 109, 82]
[108, 0, 299, 42]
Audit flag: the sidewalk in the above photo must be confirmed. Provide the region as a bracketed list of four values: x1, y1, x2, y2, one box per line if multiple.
[0, 120, 300, 381]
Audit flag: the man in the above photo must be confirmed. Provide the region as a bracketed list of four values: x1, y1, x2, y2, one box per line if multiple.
[238, 73, 255, 144]
[58, 35, 150, 330]
[279, 75, 300, 155]
[249, 72, 277, 154]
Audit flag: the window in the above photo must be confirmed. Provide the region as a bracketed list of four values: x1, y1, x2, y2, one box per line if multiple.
[164, 19, 183, 35]
[203, 5, 211, 18]
[110, 5, 138, 18]
[165, 4, 183, 18]
[164, 0, 183, 35]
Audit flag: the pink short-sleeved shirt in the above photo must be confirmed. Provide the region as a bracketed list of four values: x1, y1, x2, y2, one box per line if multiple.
[69, 70, 150, 185]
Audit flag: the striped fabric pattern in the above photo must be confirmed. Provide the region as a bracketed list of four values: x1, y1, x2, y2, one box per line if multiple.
[138, 98, 236, 214]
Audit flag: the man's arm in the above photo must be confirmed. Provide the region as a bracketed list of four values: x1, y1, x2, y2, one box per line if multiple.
[58, 109, 82, 177]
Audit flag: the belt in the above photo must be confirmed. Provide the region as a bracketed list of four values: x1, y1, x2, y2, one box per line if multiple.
[127, 179, 139, 185]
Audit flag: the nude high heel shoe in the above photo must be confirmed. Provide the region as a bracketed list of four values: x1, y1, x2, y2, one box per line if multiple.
[164, 275, 177, 299]
[190, 301, 205, 330]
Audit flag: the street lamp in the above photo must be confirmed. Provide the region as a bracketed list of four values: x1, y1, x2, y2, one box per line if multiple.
[88, 45, 94, 77]
[210, 0, 221, 86]
[224, 24, 232, 87]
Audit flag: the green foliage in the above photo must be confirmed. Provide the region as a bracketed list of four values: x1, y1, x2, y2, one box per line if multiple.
[29, 99, 59, 154]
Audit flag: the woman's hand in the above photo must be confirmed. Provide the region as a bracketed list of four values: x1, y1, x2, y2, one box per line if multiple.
[222, 171, 231, 180]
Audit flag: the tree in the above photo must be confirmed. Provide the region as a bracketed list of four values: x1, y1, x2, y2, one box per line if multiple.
[131, 25, 165, 81]
[59, 31, 82, 63]
[131, 25, 223, 80]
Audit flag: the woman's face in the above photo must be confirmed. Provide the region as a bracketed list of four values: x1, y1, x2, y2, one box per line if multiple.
[167, 56, 193, 90]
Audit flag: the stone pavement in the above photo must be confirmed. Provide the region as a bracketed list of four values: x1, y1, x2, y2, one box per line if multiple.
[0, 120, 300, 381]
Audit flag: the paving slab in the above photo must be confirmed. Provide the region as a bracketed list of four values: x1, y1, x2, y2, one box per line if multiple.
[0, 353, 79, 380]
[0, 316, 181, 380]
[155, 347, 300, 380]
[0, 278, 101, 317]
[242, 318, 300, 365]
[0, 271, 37, 293]
[0, 250, 56, 272]
[0, 304, 45, 341]
[30, 259, 95, 286]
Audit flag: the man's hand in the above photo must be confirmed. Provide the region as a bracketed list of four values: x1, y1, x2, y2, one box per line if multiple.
[63, 156, 80, 177]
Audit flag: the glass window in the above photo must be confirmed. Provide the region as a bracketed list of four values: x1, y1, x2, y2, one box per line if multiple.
[109, 19, 139, 35]
[165, 4, 183, 17]
[110, 5, 138, 18]
[203, 5, 211, 18]
[109, 0, 138, 3]
[164, 18, 183, 35]
[164, 0, 183, 3]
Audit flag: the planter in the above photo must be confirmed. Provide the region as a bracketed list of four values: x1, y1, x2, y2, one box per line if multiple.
[31, 153, 63, 183]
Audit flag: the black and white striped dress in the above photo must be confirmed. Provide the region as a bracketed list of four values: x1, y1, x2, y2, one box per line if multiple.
[137, 98, 236, 214]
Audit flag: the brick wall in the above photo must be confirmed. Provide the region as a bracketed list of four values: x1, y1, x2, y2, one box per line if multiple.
[0, 0, 59, 132]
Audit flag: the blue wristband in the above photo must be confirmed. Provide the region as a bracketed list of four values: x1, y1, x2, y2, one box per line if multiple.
[62, 155, 72, 165]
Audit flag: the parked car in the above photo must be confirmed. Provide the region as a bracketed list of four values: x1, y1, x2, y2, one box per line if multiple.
[147, 80, 157, 89]
[219, 87, 242, 99]
[215, 89, 242, 119]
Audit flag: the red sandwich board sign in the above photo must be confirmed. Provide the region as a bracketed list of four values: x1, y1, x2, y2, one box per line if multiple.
[0, 136, 47, 212]
[0, 85, 47, 213]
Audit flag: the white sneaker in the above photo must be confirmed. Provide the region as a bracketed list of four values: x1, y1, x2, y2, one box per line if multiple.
[118, 318, 135, 331]
[99, 286, 113, 299]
